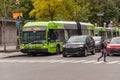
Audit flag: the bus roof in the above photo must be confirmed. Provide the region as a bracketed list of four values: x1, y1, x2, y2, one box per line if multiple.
[23, 21, 64, 29]
[95, 27, 105, 31]
[23, 22, 49, 27]
[54, 21, 94, 30]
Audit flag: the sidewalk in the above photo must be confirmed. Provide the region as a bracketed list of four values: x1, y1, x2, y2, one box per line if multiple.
[0, 52, 23, 58]
[0, 46, 19, 52]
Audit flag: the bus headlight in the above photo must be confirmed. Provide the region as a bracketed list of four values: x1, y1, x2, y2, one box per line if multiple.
[20, 46, 24, 49]
[43, 44, 47, 48]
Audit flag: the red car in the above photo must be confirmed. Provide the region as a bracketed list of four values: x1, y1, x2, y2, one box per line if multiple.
[106, 37, 120, 56]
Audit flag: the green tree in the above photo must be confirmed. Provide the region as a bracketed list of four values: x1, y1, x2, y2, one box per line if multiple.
[88, 0, 103, 25]
[30, 0, 80, 21]
[73, 0, 91, 22]
[20, 0, 34, 20]
[0, 0, 21, 19]
[103, 1, 119, 26]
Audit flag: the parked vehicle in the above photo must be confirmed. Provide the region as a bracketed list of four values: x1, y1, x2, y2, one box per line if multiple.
[93, 36, 104, 52]
[20, 21, 65, 56]
[62, 35, 95, 57]
[107, 37, 120, 56]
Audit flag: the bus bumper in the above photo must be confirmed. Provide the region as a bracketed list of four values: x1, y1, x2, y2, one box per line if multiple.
[20, 49, 48, 53]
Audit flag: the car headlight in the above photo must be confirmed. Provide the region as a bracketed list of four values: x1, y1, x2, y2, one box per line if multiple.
[77, 45, 84, 47]
[63, 45, 65, 47]
[107, 45, 111, 48]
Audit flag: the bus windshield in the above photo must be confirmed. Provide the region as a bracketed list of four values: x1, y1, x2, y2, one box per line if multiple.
[22, 31, 46, 44]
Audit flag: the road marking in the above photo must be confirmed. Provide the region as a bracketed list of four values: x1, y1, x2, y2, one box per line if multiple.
[83, 60, 97, 63]
[94, 61, 104, 64]
[71, 60, 87, 63]
[0, 59, 120, 65]
[58, 60, 77, 63]
[107, 61, 120, 64]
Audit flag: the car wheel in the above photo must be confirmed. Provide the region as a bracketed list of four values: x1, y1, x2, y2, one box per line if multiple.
[107, 52, 112, 56]
[98, 49, 101, 52]
[83, 49, 87, 57]
[91, 48, 95, 55]
[63, 52, 67, 57]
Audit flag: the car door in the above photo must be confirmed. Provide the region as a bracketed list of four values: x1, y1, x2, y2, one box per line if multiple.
[89, 36, 94, 51]
[86, 36, 94, 51]
[86, 37, 90, 51]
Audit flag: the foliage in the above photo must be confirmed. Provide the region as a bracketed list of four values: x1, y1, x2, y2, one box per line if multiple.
[29, 0, 78, 21]
[20, 0, 34, 20]
[0, 0, 120, 26]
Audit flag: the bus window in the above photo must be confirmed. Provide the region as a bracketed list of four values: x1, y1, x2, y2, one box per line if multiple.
[49, 29, 57, 42]
[82, 29, 89, 35]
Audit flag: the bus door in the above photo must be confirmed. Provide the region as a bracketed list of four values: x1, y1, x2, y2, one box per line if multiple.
[47, 29, 57, 53]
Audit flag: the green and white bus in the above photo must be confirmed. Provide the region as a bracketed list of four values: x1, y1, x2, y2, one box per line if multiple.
[57, 21, 95, 39]
[95, 27, 105, 36]
[113, 27, 119, 37]
[20, 21, 95, 55]
[20, 21, 65, 55]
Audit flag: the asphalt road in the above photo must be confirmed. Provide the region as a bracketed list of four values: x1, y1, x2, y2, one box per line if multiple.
[0, 52, 120, 80]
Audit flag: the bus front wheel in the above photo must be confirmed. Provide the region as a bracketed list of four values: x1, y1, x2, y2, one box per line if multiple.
[56, 46, 60, 55]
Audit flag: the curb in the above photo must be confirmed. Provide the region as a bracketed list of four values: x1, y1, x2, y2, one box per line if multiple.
[0, 50, 20, 53]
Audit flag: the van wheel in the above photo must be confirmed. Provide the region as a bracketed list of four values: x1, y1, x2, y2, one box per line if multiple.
[56, 46, 60, 55]
[83, 49, 87, 57]
[91, 48, 95, 55]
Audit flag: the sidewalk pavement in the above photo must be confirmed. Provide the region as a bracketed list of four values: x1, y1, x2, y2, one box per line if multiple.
[0, 46, 19, 52]
[0, 52, 23, 59]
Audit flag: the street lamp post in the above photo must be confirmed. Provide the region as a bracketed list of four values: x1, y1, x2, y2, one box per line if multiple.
[16, 0, 20, 49]
[97, 13, 104, 27]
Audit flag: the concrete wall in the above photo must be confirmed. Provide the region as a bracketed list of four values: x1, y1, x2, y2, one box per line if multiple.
[0, 26, 2, 45]
[0, 20, 17, 46]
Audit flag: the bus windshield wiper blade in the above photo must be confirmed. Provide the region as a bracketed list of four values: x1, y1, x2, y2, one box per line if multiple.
[32, 41, 43, 44]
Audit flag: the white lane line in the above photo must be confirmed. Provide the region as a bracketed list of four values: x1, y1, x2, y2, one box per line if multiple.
[58, 60, 77, 63]
[94, 61, 104, 64]
[82, 60, 97, 63]
[0, 59, 120, 65]
[107, 61, 120, 64]
[44, 59, 67, 63]
[71, 60, 87, 63]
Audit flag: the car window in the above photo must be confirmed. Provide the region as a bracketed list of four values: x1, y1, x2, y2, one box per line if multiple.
[67, 36, 86, 43]
[86, 37, 90, 44]
[110, 38, 120, 44]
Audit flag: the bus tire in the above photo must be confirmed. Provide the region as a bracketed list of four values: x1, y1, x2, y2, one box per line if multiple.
[56, 46, 60, 55]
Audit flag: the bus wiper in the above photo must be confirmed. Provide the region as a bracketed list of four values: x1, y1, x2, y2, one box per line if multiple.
[32, 41, 43, 44]
[22, 42, 28, 44]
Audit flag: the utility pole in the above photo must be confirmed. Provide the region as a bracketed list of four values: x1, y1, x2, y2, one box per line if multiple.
[3, 0, 6, 51]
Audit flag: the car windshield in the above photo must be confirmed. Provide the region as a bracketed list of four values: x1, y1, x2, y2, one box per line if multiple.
[67, 36, 86, 43]
[93, 37, 101, 41]
[110, 37, 120, 44]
